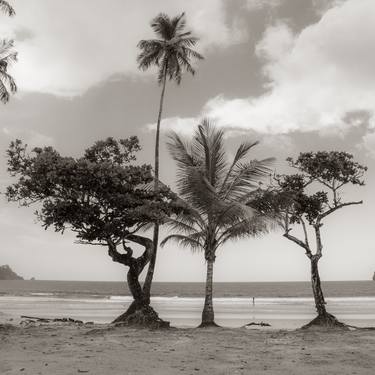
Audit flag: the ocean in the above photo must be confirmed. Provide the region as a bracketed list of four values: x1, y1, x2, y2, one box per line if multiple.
[1, 280, 375, 328]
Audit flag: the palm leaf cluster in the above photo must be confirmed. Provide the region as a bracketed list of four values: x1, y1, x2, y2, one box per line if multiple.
[161, 119, 275, 257]
[137, 12, 203, 84]
[0, 0, 15, 16]
[0, 1, 17, 103]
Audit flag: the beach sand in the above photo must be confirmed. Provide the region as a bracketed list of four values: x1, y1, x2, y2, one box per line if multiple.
[1, 321, 375, 375]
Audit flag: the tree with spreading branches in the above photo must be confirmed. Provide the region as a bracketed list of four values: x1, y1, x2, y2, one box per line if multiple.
[251, 151, 367, 328]
[161, 119, 274, 327]
[137, 12, 203, 301]
[6, 137, 178, 327]
[0, 1, 17, 103]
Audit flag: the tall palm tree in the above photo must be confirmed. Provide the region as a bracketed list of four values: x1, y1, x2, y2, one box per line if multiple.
[137, 12, 203, 299]
[0, 1, 16, 103]
[0, 39, 17, 103]
[161, 119, 274, 327]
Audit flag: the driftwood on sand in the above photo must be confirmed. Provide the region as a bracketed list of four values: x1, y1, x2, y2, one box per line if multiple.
[20, 315, 86, 324]
[244, 321, 271, 327]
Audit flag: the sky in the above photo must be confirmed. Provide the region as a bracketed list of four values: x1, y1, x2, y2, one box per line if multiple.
[0, 0, 374, 282]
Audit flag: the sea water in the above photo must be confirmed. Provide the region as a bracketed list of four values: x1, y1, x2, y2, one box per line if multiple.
[1, 280, 375, 328]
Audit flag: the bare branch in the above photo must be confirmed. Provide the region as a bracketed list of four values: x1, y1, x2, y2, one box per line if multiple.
[300, 217, 310, 249]
[283, 230, 312, 257]
[319, 200, 363, 220]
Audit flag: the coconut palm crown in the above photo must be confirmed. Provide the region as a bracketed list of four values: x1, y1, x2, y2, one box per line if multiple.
[161, 119, 275, 327]
[137, 12, 203, 85]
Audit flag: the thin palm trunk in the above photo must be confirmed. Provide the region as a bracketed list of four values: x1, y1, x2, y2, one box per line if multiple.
[143, 67, 167, 301]
[200, 256, 217, 327]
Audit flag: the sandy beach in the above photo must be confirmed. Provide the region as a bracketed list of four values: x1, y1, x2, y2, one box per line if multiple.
[1, 321, 375, 375]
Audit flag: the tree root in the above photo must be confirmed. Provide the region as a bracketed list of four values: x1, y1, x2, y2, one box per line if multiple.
[112, 304, 169, 329]
[301, 313, 349, 330]
[198, 321, 220, 328]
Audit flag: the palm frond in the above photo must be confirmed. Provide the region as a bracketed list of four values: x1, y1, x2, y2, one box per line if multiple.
[218, 215, 272, 246]
[160, 234, 203, 252]
[167, 131, 196, 169]
[0, 0, 15, 16]
[171, 12, 186, 35]
[195, 119, 227, 188]
[222, 158, 275, 201]
[164, 216, 199, 235]
[221, 141, 259, 190]
[151, 13, 174, 40]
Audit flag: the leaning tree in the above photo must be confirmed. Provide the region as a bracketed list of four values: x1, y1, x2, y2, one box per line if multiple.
[251, 151, 367, 328]
[6, 137, 178, 327]
[161, 119, 274, 327]
[137, 12, 203, 301]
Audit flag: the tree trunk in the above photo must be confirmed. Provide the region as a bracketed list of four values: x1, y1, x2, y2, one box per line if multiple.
[143, 67, 168, 302]
[310, 255, 326, 316]
[112, 265, 169, 328]
[199, 257, 218, 327]
[108, 235, 169, 328]
[303, 255, 347, 329]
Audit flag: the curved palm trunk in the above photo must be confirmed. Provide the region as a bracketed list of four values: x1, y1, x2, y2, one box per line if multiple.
[200, 256, 218, 327]
[143, 67, 168, 302]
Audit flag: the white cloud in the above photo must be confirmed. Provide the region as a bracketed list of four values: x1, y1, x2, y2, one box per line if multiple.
[1, 127, 54, 148]
[0, 0, 245, 96]
[246, 0, 283, 10]
[145, 116, 197, 136]
[196, 0, 375, 136]
[361, 132, 375, 158]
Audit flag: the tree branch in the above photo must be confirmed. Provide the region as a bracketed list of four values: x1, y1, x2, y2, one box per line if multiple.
[126, 234, 154, 272]
[283, 230, 312, 257]
[300, 217, 310, 249]
[107, 239, 132, 266]
[319, 200, 363, 220]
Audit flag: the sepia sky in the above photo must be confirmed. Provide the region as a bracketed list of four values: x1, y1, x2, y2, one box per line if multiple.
[0, 0, 374, 282]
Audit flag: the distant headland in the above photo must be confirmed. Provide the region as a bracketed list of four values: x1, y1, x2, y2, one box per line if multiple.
[0, 265, 24, 280]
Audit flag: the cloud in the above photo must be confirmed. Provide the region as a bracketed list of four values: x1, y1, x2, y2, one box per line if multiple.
[312, 0, 346, 15]
[1, 127, 54, 148]
[246, 0, 283, 10]
[192, 0, 375, 136]
[0, 0, 245, 96]
[361, 132, 375, 158]
[145, 117, 197, 136]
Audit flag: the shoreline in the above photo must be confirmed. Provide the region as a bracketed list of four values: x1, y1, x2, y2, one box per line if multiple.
[1, 321, 375, 374]
[2, 294, 375, 329]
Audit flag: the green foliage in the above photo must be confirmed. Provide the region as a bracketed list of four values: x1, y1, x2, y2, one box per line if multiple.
[161, 119, 275, 258]
[6, 137, 177, 245]
[137, 12, 203, 84]
[252, 151, 366, 226]
[0, 2, 16, 103]
[287, 151, 367, 187]
[0, 39, 17, 103]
